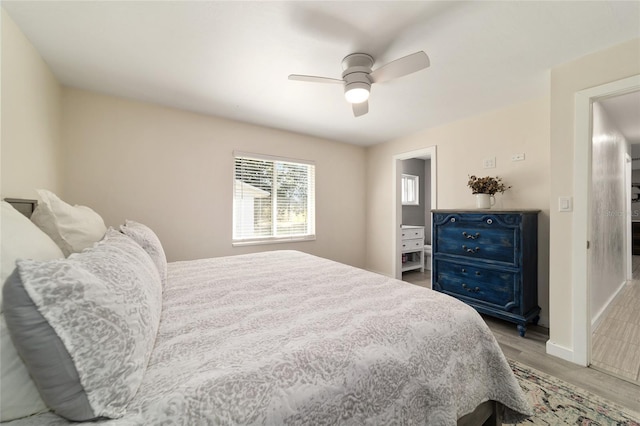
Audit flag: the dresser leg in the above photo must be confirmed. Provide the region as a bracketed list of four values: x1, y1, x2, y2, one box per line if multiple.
[517, 324, 527, 337]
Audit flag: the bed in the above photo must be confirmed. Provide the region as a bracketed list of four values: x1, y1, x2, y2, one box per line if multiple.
[1, 195, 532, 425]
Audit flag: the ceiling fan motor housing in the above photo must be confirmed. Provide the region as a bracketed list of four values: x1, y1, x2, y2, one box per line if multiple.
[342, 53, 373, 100]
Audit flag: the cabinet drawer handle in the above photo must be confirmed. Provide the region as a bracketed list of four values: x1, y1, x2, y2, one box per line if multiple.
[462, 283, 480, 293]
[462, 245, 480, 253]
[462, 231, 480, 240]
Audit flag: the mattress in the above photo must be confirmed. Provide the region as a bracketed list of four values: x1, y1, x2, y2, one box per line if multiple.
[8, 250, 530, 425]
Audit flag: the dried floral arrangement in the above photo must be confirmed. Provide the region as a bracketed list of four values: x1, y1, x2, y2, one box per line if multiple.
[467, 175, 511, 195]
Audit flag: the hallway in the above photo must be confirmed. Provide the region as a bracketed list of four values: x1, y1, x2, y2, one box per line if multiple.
[590, 256, 640, 384]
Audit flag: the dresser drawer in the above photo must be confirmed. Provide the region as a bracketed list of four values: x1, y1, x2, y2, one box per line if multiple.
[402, 238, 423, 252]
[402, 227, 424, 240]
[434, 214, 519, 265]
[433, 259, 518, 311]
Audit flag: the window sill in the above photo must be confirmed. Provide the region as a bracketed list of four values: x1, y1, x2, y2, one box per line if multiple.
[232, 235, 316, 247]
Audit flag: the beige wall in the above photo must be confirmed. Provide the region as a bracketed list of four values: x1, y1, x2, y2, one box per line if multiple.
[365, 97, 551, 325]
[1, 9, 62, 198]
[549, 38, 640, 350]
[61, 89, 367, 266]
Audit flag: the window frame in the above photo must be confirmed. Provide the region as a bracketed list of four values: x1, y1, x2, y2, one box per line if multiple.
[232, 151, 316, 246]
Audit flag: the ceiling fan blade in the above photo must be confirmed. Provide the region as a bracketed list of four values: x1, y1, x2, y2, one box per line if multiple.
[352, 100, 368, 117]
[369, 51, 430, 84]
[288, 74, 344, 84]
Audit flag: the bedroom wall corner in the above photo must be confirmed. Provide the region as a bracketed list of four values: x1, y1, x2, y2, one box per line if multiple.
[365, 96, 551, 326]
[60, 88, 367, 268]
[0, 8, 63, 199]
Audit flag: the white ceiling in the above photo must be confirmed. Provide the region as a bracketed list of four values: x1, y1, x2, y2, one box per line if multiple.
[3, 1, 640, 146]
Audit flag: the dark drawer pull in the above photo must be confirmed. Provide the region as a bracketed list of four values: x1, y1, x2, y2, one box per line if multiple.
[462, 231, 480, 240]
[462, 283, 480, 293]
[462, 245, 480, 253]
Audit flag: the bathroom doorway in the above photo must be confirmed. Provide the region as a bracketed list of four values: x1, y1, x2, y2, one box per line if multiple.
[392, 147, 437, 282]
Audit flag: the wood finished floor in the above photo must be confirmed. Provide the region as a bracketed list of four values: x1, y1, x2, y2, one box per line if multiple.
[591, 256, 640, 385]
[402, 269, 640, 414]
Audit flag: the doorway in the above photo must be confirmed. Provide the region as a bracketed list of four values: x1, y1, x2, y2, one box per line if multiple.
[588, 93, 640, 384]
[392, 147, 437, 281]
[572, 75, 640, 375]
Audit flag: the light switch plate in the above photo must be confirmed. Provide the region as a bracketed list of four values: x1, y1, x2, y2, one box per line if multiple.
[558, 196, 573, 212]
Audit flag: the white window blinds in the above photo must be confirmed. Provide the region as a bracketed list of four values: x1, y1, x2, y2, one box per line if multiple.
[401, 174, 419, 205]
[233, 152, 315, 244]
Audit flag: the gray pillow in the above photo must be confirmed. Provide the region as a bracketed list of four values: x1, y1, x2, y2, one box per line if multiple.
[120, 220, 167, 287]
[2, 229, 162, 421]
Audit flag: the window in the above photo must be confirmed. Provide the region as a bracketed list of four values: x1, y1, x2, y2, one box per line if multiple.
[401, 174, 420, 205]
[233, 152, 315, 245]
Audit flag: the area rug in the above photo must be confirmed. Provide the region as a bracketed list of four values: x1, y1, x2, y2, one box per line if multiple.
[506, 359, 640, 425]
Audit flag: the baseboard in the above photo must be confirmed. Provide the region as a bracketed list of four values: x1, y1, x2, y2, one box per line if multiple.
[591, 279, 627, 332]
[546, 340, 585, 366]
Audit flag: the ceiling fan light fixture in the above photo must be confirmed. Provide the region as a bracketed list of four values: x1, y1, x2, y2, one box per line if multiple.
[289, 51, 429, 116]
[344, 82, 370, 104]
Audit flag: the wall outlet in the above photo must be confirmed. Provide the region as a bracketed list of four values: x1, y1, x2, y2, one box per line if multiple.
[511, 153, 525, 161]
[483, 157, 496, 169]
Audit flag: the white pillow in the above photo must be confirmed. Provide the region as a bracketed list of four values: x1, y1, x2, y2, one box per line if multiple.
[1, 201, 64, 422]
[30, 189, 106, 256]
[0, 317, 49, 421]
[1, 201, 64, 309]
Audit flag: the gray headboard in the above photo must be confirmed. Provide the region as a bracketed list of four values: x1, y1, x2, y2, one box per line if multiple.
[4, 198, 38, 218]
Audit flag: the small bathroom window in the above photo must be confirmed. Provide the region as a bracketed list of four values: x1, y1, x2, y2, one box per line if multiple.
[402, 174, 419, 206]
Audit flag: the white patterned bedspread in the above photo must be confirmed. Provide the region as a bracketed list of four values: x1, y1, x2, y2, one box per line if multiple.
[10, 250, 531, 425]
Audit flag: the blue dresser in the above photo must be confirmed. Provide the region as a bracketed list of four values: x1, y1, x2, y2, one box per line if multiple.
[432, 210, 540, 337]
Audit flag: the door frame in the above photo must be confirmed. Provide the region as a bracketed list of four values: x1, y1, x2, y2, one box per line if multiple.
[392, 146, 437, 280]
[572, 75, 640, 366]
[626, 153, 633, 281]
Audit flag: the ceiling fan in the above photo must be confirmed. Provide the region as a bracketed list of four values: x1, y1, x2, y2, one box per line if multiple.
[289, 51, 430, 117]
